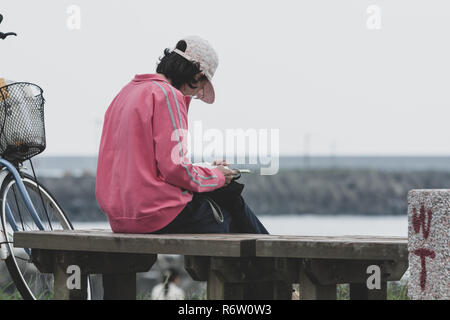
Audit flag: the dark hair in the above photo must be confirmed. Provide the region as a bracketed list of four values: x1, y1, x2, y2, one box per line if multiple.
[163, 268, 180, 298]
[156, 40, 207, 90]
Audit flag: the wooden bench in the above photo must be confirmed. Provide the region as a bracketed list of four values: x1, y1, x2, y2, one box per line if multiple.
[255, 235, 409, 300]
[13, 230, 408, 300]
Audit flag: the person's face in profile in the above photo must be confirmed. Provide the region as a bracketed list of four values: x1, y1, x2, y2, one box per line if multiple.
[180, 73, 207, 99]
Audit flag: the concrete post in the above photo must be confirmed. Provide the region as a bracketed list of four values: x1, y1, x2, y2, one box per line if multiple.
[407, 190, 449, 300]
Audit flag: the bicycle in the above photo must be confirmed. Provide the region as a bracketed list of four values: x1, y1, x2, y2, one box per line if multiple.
[0, 82, 90, 300]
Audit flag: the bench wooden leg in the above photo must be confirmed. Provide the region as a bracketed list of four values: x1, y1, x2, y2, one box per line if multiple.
[53, 262, 88, 300]
[299, 268, 336, 300]
[270, 281, 293, 300]
[207, 270, 245, 300]
[349, 282, 387, 300]
[31, 249, 156, 300]
[103, 273, 136, 300]
[297, 259, 404, 300]
[204, 257, 294, 300]
[207, 276, 292, 300]
[246, 281, 293, 300]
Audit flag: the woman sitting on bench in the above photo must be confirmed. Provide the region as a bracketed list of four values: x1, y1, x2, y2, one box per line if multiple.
[96, 36, 268, 235]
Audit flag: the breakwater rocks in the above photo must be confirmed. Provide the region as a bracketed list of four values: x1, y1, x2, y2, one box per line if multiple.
[240, 169, 450, 216]
[35, 169, 450, 221]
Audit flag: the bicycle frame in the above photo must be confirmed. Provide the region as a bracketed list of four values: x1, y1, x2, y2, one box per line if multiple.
[0, 157, 45, 258]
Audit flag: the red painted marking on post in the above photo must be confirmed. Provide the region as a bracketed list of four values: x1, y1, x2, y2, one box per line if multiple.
[412, 204, 432, 240]
[411, 204, 435, 291]
[412, 248, 436, 291]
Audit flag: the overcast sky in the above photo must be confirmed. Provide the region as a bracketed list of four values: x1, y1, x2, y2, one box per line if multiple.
[1, 0, 449, 156]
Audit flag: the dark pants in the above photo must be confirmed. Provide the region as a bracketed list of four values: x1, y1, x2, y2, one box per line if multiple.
[153, 192, 269, 234]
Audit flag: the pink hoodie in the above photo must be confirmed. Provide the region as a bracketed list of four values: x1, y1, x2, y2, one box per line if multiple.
[95, 74, 225, 233]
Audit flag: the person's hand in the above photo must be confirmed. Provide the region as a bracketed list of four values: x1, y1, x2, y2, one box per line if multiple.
[216, 165, 235, 186]
[213, 159, 229, 167]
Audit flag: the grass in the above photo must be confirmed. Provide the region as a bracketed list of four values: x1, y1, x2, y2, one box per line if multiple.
[0, 282, 22, 300]
[336, 282, 409, 300]
[387, 282, 409, 300]
[1, 282, 409, 300]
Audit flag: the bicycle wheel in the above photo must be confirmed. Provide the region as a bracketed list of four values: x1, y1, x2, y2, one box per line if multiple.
[0, 172, 89, 300]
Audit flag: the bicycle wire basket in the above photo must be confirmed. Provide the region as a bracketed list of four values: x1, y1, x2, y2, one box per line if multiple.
[0, 82, 46, 162]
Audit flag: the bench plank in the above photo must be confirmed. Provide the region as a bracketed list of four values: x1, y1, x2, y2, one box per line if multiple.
[255, 235, 408, 260]
[14, 230, 264, 257]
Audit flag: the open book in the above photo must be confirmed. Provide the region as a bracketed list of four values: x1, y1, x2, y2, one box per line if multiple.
[192, 162, 252, 179]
